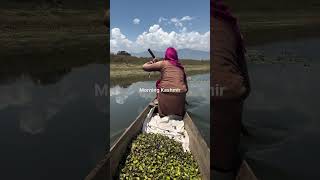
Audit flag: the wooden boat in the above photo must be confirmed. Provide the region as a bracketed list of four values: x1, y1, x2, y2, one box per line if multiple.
[85, 102, 257, 180]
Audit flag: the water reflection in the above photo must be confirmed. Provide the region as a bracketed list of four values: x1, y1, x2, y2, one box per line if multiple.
[0, 62, 109, 180]
[110, 74, 210, 145]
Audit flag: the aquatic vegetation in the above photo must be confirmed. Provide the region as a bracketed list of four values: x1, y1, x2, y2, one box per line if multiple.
[119, 133, 201, 179]
[247, 50, 309, 64]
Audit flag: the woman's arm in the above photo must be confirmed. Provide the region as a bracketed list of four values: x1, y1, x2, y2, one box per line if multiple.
[142, 60, 163, 72]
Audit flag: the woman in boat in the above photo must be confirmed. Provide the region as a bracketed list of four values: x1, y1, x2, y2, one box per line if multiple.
[142, 47, 188, 118]
[211, 0, 251, 179]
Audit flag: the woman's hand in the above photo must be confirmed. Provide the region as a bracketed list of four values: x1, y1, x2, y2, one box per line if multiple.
[142, 59, 162, 72]
[148, 58, 158, 64]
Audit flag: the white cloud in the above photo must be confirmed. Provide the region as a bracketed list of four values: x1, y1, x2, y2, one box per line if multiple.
[133, 18, 140, 25]
[111, 14, 205, 53]
[169, 16, 194, 28]
[110, 24, 209, 53]
[181, 27, 188, 33]
[181, 16, 194, 21]
[170, 17, 183, 27]
[158, 17, 168, 23]
[149, 24, 161, 32]
[110, 28, 133, 53]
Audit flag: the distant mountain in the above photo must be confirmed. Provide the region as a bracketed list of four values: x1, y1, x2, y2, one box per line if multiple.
[132, 49, 209, 60]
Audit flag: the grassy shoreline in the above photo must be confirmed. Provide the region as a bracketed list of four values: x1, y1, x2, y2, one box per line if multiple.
[223, 0, 320, 45]
[237, 11, 320, 46]
[232, 9, 320, 64]
[0, 9, 108, 61]
[110, 55, 210, 87]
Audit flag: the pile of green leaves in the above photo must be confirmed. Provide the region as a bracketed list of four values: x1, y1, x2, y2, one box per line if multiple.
[119, 133, 201, 179]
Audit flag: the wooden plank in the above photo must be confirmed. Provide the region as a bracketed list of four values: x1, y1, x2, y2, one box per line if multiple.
[84, 153, 110, 180]
[109, 105, 151, 177]
[237, 161, 258, 180]
[85, 105, 151, 180]
[184, 113, 210, 180]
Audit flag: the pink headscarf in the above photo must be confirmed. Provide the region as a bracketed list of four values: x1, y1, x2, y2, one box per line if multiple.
[156, 47, 187, 92]
[164, 47, 184, 70]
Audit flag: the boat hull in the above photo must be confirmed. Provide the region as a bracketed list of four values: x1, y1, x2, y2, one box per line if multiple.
[85, 103, 257, 180]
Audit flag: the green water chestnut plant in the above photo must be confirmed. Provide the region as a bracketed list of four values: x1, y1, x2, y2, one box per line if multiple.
[119, 133, 201, 179]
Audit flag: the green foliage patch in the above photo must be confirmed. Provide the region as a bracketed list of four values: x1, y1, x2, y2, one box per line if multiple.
[119, 133, 201, 179]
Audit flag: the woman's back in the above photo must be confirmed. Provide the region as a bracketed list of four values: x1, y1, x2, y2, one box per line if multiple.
[142, 47, 188, 117]
[159, 61, 188, 93]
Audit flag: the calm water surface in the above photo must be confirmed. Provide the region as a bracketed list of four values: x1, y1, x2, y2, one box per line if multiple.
[0, 63, 108, 180]
[110, 73, 210, 145]
[243, 38, 320, 179]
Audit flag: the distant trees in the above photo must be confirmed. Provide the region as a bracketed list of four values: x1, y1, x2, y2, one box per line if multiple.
[117, 51, 131, 56]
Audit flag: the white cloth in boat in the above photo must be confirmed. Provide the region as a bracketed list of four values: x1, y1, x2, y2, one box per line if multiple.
[142, 107, 190, 152]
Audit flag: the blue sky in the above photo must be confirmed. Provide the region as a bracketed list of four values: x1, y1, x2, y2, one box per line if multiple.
[110, 0, 210, 53]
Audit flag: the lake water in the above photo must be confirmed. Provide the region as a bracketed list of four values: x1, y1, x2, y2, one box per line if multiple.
[110, 73, 210, 145]
[1, 34, 318, 180]
[0, 63, 109, 180]
[243, 38, 320, 179]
